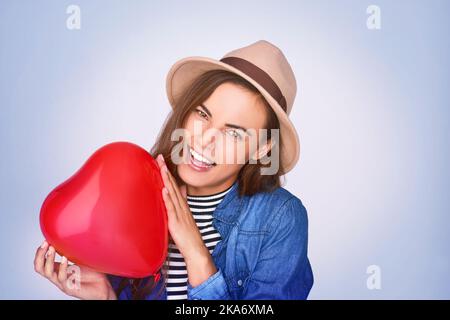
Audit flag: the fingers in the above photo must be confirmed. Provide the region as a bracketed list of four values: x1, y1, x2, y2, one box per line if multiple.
[57, 256, 68, 285]
[160, 155, 189, 213]
[162, 186, 177, 221]
[44, 246, 56, 278]
[156, 154, 178, 212]
[156, 154, 165, 169]
[160, 160, 183, 215]
[157, 153, 190, 219]
[34, 240, 49, 275]
[34, 241, 65, 290]
[166, 169, 185, 208]
[44, 246, 63, 287]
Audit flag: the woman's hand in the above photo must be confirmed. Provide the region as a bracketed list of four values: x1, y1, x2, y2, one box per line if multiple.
[156, 154, 217, 287]
[33, 240, 117, 300]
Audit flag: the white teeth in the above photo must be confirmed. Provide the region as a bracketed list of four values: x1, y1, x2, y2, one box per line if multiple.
[189, 147, 214, 166]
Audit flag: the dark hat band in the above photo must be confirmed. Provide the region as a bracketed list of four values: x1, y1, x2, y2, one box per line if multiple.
[220, 56, 287, 113]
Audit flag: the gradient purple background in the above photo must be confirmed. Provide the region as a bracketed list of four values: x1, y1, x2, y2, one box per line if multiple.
[1, 0, 449, 299]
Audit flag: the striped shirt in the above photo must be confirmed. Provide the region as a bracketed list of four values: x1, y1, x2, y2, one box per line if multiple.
[165, 184, 234, 300]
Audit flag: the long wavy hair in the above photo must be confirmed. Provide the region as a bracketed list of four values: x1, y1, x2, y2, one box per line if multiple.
[113, 69, 286, 299]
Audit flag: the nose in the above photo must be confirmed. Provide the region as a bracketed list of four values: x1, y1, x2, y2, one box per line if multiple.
[191, 123, 218, 154]
[193, 132, 215, 153]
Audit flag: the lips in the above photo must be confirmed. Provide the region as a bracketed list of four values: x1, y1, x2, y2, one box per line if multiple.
[187, 146, 216, 170]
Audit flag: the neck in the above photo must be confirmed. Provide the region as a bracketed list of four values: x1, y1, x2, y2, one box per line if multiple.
[186, 177, 236, 196]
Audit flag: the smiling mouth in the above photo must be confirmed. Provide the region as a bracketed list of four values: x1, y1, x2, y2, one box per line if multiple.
[187, 145, 217, 168]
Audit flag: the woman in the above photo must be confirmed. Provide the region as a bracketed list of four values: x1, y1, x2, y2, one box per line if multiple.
[33, 40, 314, 300]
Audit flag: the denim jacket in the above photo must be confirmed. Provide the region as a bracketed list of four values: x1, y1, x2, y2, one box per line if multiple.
[108, 180, 313, 300]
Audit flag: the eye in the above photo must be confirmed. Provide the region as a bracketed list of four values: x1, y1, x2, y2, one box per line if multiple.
[195, 108, 208, 119]
[226, 129, 243, 140]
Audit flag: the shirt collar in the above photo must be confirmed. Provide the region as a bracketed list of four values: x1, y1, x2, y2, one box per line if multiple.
[213, 180, 245, 223]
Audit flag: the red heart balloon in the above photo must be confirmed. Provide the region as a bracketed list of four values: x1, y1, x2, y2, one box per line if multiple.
[39, 141, 168, 278]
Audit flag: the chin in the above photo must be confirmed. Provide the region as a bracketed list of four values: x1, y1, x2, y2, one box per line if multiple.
[176, 163, 213, 188]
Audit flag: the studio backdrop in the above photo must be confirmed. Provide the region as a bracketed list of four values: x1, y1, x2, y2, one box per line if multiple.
[0, 0, 449, 299]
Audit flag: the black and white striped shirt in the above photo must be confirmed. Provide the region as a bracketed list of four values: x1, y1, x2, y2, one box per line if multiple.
[165, 184, 234, 300]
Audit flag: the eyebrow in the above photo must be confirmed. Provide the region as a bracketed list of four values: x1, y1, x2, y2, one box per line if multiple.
[199, 104, 249, 133]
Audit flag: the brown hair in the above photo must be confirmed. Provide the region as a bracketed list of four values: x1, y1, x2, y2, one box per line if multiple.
[113, 69, 285, 299]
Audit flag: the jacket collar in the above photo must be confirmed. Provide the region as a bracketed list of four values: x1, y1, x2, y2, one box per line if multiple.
[213, 179, 245, 224]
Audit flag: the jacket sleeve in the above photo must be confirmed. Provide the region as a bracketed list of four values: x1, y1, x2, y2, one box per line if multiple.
[106, 273, 166, 300]
[187, 196, 314, 300]
[187, 268, 231, 300]
[107, 274, 131, 300]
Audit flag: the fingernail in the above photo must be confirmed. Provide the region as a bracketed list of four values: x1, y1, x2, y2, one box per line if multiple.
[48, 246, 54, 254]
[161, 155, 165, 162]
[163, 187, 168, 194]
[61, 256, 67, 264]
[40, 240, 48, 249]
[164, 166, 168, 173]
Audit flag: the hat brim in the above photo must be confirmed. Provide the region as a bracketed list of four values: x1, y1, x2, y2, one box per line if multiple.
[165, 56, 300, 175]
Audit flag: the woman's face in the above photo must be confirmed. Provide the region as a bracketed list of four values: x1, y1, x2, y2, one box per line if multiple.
[176, 82, 270, 196]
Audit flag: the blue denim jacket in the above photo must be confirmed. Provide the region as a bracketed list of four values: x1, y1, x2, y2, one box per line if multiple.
[108, 180, 313, 300]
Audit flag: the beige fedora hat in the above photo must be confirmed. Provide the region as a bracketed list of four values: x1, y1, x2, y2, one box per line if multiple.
[165, 40, 300, 175]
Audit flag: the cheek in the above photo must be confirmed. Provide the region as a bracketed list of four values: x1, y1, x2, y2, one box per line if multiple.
[183, 114, 195, 132]
[219, 138, 251, 165]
